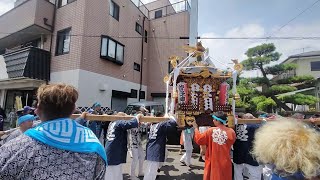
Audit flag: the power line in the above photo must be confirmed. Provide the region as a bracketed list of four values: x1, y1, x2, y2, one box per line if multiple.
[268, 0, 320, 38]
[1, 32, 320, 40]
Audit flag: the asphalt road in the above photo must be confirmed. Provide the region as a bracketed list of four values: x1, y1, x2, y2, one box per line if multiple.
[123, 145, 204, 180]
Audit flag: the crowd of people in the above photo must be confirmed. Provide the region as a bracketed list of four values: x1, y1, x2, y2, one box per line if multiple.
[0, 83, 320, 180]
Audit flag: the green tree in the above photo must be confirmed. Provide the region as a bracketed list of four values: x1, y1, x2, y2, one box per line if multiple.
[251, 96, 276, 111]
[228, 78, 259, 110]
[242, 43, 316, 111]
[279, 93, 318, 106]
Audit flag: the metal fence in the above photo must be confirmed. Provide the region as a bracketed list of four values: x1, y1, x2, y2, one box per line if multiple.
[130, 0, 150, 18]
[130, 0, 190, 20]
[149, 0, 190, 20]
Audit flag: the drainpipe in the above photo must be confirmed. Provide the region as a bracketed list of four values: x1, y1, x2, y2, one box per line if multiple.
[139, 16, 146, 102]
[48, 0, 58, 83]
[49, 0, 57, 53]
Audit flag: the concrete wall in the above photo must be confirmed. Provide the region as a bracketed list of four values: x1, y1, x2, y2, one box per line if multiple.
[25, 0, 190, 106]
[50, 69, 80, 89]
[0, 0, 54, 40]
[78, 0, 149, 85]
[14, 0, 28, 7]
[51, 0, 86, 72]
[51, 0, 190, 98]
[0, 90, 6, 108]
[147, 11, 189, 99]
[284, 56, 320, 111]
[145, 0, 172, 10]
[293, 57, 320, 79]
[51, 69, 147, 107]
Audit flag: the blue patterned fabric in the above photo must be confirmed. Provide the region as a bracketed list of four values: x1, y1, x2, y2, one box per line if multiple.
[271, 172, 305, 180]
[24, 118, 107, 164]
[105, 118, 138, 165]
[146, 119, 177, 162]
[18, 114, 35, 125]
[233, 124, 260, 166]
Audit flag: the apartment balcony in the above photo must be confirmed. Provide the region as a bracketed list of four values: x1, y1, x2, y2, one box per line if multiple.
[131, 0, 190, 20]
[148, 0, 190, 20]
[3, 47, 50, 81]
[0, 0, 55, 50]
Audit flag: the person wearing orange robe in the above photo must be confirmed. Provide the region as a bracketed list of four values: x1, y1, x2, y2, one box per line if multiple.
[193, 112, 236, 180]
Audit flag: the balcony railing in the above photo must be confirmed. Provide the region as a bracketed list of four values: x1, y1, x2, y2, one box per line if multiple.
[3, 47, 51, 81]
[149, 0, 190, 20]
[130, 0, 150, 18]
[130, 0, 190, 20]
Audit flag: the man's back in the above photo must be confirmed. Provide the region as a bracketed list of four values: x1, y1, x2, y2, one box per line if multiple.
[146, 119, 177, 162]
[194, 126, 236, 180]
[0, 134, 106, 180]
[105, 118, 138, 165]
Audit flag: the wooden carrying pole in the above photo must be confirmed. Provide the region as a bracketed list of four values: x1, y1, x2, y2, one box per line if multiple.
[70, 114, 320, 125]
[70, 114, 169, 123]
[1, 115, 320, 138]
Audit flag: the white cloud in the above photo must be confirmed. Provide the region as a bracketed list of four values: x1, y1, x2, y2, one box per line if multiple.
[0, 0, 14, 16]
[202, 24, 266, 70]
[201, 23, 320, 77]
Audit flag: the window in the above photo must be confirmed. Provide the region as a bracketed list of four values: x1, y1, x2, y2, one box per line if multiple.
[135, 23, 142, 35]
[100, 36, 125, 65]
[139, 91, 145, 100]
[58, 0, 75, 8]
[116, 43, 124, 62]
[168, 60, 179, 73]
[155, 10, 162, 19]
[56, 28, 71, 56]
[134, 62, 141, 72]
[110, 1, 120, 21]
[144, 30, 148, 43]
[108, 39, 116, 58]
[130, 89, 138, 98]
[311, 61, 320, 71]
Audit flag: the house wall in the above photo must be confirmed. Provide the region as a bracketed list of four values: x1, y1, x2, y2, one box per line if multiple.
[284, 56, 320, 111]
[316, 80, 320, 111]
[79, 0, 149, 86]
[145, 0, 173, 10]
[0, 0, 49, 40]
[50, 0, 86, 73]
[145, 0, 176, 20]
[1, 0, 191, 109]
[51, 0, 190, 105]
[292, 56, 320, 78]
[147, 11, 189, 100]
[51, 69, 147, 107]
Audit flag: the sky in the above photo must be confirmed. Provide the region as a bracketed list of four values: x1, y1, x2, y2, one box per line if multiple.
[197, 0, 320, 76]
[1, 0, 320, 76]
